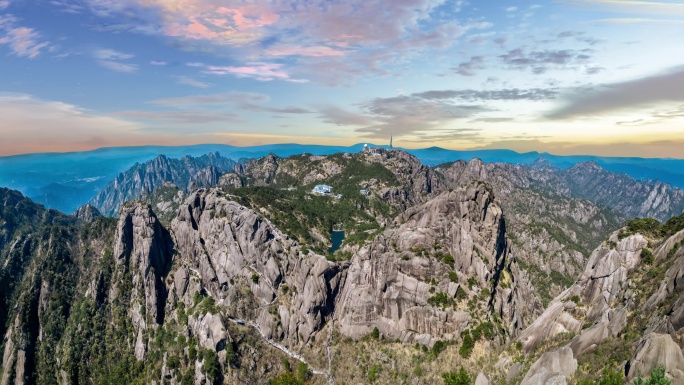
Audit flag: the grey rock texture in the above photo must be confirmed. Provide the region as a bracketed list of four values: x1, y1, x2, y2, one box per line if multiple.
[73, 203, 102, 222]
[626, 333, 684, 382]
[561, 161, 684, 221]
[439, 158, 621, 313]
[111, 201, 173, 360]
[169, 188, 344, 347]
[642, 229, 684, 338]
[335, 182, 526, 341]
[517, 232, 647, 353]
[90, 152, 239, 216]
[475, 371, 490, 385]
[520, 347, 577, 385]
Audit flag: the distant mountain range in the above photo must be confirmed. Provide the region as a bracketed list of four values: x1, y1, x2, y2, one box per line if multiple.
[1, 143, 683, 214]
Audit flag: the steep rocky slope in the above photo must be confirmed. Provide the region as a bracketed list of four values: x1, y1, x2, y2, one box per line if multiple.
[497, 216, 684, 385]
[561, 161, 684, 222]
[336, 182, 529, 341]
[5, 149, 684, 385]
[0, 180, 534, 385]
[89, 153, 240, 217]
[438, 159, 621, 306]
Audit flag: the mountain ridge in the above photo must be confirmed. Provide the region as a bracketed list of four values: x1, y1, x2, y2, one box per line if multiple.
[2, 143, 684, 215]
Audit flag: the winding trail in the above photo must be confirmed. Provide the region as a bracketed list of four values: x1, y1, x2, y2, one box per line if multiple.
[226, 317, 335, 385]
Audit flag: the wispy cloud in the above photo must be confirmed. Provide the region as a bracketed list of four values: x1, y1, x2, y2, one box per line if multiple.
[150, 91, 312, 114]
[499, 48, 593, 74]
[412, 88, 558, 101]
[150, 60, 167, 65]
[548, 66, 684, 119]
[92, 47, 137, 72]
[561, 0, 684, 16]
[93, 48, 133, 60]
[318, 92, 490, 139]
[99, 60, 138, 73]
[0, 15, 50, 59]
[594, 17, 684, 24]
[0, 0, 9, 10]
[69, 0, 485, 84]
[265, 45, 347, 57]
[114, 110, 240, 125]
[454, 56, 486, 76]
[176, 76, 212, 88]
[204, 62, 307, 82]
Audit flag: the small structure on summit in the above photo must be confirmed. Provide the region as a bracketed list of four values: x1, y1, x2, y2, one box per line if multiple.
[312, 184, 333, 195]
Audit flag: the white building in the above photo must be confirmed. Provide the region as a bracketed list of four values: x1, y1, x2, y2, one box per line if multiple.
[312, 184, 333, 194]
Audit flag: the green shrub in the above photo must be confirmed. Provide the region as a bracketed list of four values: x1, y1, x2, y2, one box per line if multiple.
[431, 340, 448, 356]
[459, 333, 474, 358]
[251, 274, 260, 284]
[449, 271, 458, 282]
[368, 365, 381, 382]
[297, 362, 311, 381]
[455, 287, 467, 302]
[467, 277, 477, 289]
[371, 326, 380, 340]
[633, 365, 670, 385]
[269, 371, 305, 385]
[428, 292, 458, 308]
[641, 248, 654, 264]
[598, 368, 623, 385]
[443, 368, 472, 385]
[443, 254, 455, 268]
[662, 213, 684, 237]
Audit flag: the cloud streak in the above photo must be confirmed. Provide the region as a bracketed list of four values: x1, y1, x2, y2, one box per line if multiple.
[204, 62, 307, 82]
[548, 67, 684, 119]
[499, 48, 593, 74]
[0, 15, 50, 58]
[93, 47, 137, 72]
[562, 0, 684, 16]
[412, 88, 558, 101]
[318, 92, 491, 139]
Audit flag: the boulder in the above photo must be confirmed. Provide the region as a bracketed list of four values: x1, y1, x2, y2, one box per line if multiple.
[626, 333, 684, 382]
[521, 347, 577, 385]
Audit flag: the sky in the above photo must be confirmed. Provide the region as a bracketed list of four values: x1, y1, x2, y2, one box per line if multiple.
[1, 0, 684, 157]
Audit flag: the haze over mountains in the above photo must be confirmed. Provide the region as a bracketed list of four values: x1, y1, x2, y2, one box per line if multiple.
[2, 144, 684, 215]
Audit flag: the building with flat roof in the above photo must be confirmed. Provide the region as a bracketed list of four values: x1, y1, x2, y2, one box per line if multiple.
[312, 184, 333, 194]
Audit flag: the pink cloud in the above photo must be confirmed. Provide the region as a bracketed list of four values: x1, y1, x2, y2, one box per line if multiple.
[266, 45, 347, 57]
[0, 26, 49, 59]
[204, 62, 308, 83]
[74, 0, 482, 84]
[216, 6, 279, 30]
[205, 62, 288, 80]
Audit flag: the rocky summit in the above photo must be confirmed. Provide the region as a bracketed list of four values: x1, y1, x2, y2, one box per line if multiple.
[1, 149, 684, 385]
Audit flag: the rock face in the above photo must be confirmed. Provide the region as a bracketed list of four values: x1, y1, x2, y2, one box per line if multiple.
[90, 153, 239, 216]
[112, 201, 173, 360]
[517, 232, 647, 353]
[439, 159, 621, 312]
[335, 182, 526, 341]
[561, 161, 684, 221]
[475, 372, 490, 385]
[170, 188, 344, 347]
[73, 203, 102, 222]
[626, 333, 684, 382]
[520, 347, 577, 385]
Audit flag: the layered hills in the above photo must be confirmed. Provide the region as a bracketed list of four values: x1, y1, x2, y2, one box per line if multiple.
[1, 148, 683, 385]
